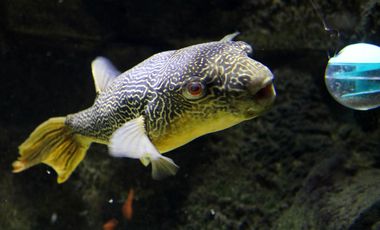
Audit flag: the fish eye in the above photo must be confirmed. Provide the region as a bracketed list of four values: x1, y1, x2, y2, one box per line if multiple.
[183, 81, 205, 100]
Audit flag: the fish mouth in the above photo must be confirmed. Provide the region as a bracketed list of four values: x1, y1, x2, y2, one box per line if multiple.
[253, 82, 276, 104]
[244, 81, 276, 118]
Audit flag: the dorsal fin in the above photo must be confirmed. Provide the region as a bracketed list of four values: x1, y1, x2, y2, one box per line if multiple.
[91, 56, 121, 93]
[220, 32, 240, 42]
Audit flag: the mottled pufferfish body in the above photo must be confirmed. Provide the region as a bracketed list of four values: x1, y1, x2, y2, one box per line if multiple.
[12, 34, 276, 183]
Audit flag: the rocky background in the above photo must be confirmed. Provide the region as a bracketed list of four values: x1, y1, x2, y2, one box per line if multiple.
[0, 0, 379, 229]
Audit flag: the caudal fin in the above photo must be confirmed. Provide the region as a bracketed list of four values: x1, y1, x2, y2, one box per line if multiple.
[12, 117, 92, 183]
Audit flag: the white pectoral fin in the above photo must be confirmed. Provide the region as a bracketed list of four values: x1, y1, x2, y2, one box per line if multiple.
[109, 116, 154, 159]
[91, 56, 121, 93]
[151, 155, 178, 180]
[109, 116, 179, 180]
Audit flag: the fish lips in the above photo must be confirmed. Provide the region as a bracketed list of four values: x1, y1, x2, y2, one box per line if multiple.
[244, 81, 276, 118]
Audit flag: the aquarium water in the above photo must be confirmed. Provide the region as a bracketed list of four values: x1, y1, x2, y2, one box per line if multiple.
[325, 43, 380, 110]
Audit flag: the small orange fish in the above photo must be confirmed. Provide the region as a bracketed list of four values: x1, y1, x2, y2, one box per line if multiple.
[103, 218, 118, 230]
[122, 188, 135, 220]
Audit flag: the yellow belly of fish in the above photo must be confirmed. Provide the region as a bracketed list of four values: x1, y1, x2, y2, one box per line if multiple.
[152, 112, 246, 153]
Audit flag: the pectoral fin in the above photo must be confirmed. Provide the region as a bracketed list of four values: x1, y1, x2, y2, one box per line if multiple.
[109, 116, 178, 179]
[150, 155, 178, 180]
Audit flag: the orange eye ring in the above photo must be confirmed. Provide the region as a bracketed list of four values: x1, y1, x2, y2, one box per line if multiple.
[183, 81, 205, 100]
[187, 82, 203, 96]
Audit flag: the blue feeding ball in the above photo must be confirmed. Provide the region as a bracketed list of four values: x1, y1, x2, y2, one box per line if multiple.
[325, 43, 380, 110]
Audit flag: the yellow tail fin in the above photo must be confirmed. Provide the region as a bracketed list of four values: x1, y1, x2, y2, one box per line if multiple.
[12, 117, 92, 183]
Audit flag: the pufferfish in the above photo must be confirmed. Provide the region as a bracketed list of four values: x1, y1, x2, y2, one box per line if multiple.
[12, 33, 276, 183]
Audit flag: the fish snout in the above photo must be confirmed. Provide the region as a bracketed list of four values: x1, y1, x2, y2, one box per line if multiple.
[253, 82, 276, 107]
[241, 66, 276, 118]
[248, 67, 276, 106]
